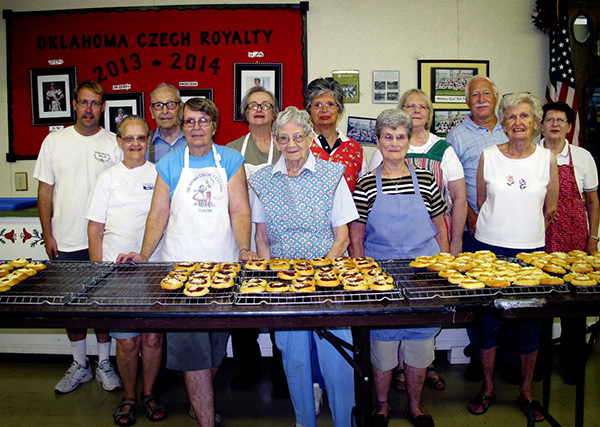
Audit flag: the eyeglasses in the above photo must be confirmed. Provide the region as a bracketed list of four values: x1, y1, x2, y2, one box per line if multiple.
[402, 103, 429, 111]
[182, 117, 213, 128]
[77, 100, 103, 109]
[247, 102, 273, 111]
[381, 134, 408, 143]
[314, 101, 337, 110]
[151, 101, 179, 111]
[120, 135, 149, 144]
[544, 117, 568, 124]
[277, 133, 306, 145]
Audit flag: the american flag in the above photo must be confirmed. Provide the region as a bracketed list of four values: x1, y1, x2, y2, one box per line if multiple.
[546, 15, 580, 145]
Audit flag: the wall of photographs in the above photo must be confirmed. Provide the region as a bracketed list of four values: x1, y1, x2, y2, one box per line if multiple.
[5, 4, 307, 160]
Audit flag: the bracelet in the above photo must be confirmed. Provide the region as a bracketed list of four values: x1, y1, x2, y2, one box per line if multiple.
[239, 248, 251, 253]
[589, 236, 599, 241]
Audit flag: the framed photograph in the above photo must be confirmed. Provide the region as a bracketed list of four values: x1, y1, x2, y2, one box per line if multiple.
[180, 88, 214, 104]
[432, 108, 470, 138]
[333, 70, 360, 103]
[234, 63, 282, 121]
[418, 60, 489, 109]
[372, 70, 400, 104]
[101, 92, 144, 134]
[347, 116, 377, 145]
[30, 67, 77, 126]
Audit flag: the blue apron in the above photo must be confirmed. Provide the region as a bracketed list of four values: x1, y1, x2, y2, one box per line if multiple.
[366, 163, 441, 341]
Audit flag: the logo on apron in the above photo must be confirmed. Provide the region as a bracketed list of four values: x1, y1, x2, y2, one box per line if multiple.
[187, 171, 224, 210]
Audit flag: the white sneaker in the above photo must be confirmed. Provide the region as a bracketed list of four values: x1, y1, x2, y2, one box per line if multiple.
[95, 359, 123, 392]
[313, 383, 323, 416]
[55, 359, 93, 394]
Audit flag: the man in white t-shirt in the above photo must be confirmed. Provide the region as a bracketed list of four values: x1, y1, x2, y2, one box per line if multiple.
[34, 80, 123, 394]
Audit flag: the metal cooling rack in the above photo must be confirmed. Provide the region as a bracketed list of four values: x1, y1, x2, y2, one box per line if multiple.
[0, 261, 114, 305]
[69, 263, 236, 306]
[234, 268, 403, 306]
[569, 284, 600, 294]
[379, 259, 569, 300]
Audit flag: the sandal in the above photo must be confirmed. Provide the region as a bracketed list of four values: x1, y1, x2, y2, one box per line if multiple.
[142, 394, 167, 422]
[406, 407, 434, 427]
[467, 392, 495, 415]
[371, 401, 389, 427]
[114, 398, 136, 426]
[517, 395, 544, 422]
[425, 366, 446, 390]
[392, 368, 407, 392]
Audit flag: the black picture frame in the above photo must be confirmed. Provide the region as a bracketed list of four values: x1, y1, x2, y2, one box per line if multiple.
[180, 88, 214, 104]
[234, 63, 282, 121]
[347, 116, 377, 145]
[30, 67, 77, 126]
[102, 92, 145, 134]
[417, 60, 489, 108]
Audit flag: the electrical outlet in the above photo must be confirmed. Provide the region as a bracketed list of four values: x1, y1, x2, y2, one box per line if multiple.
[15, 172, 28, 191]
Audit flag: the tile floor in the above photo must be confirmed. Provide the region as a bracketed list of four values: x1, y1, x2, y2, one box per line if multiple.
[1, 344, 599, 427]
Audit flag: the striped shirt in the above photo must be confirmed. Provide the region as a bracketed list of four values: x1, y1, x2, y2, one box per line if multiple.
[353, 168, 446, 224]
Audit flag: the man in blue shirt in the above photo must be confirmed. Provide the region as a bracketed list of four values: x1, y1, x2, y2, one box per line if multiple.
[147, 83, 187, 163]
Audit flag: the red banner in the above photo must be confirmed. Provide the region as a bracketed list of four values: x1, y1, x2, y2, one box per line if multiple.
[6, 5, 307, 159]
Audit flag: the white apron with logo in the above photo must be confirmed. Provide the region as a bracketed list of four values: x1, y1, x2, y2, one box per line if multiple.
[241, 132, 274, 252]
[160, 145, 237, 262]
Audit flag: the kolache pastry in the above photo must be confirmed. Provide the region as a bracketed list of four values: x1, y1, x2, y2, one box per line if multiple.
[266, 281, 290, 293]
[26, 262, 47, 271]
[210, 273, 234, 289]
[9, 258, 28, 268]
[245, 259, 268, 270]
[311, 256, 331, 267]
[161, 276, 184, 290]
[240, 278, 267, 293]
[290, 276, 316, 292]
[183, 284, 210, 297]
[277, 269, 299, 281]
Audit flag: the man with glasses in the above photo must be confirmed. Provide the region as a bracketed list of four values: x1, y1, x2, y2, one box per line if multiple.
[148, 83, 187, 163]
[34, 80, 123, 394]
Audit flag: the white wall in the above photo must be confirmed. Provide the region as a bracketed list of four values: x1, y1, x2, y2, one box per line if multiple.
[0, 0, 548, 197]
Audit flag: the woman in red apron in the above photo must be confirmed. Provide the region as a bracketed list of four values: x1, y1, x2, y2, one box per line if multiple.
[541, 102, 600, 384]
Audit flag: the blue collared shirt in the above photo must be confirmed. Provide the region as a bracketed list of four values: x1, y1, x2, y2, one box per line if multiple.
[147, 128, 187, 163]
[446, 114, 507, 212]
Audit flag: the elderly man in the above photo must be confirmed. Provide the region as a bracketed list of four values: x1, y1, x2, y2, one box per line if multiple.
[34, 80, 123, 394]
[446, 75, 507, 252]
[148, 83, 187, 163]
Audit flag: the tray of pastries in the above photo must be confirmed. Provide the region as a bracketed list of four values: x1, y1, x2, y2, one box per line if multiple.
[236, 256, 403, 305]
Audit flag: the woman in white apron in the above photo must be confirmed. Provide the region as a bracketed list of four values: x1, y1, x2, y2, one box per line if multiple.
[226, 87, 285, 392]
[119, 98, 257, 427]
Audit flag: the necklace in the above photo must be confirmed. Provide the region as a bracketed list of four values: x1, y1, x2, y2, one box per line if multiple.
[382, 165, 404, 192]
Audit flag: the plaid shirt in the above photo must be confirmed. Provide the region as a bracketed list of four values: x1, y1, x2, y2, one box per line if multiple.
[446, 114, 507, 212]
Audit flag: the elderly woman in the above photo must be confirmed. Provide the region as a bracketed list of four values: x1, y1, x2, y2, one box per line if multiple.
[87, 115, 165, 426]
[226, 86, 283, 391]
[249, 106, 358, 427]
[119, 98, 257, 427]
[468, 92, 558, 421]
[349, 109, 448, 427]
[369, 88, 467, 256]
[540, 102, 599, 384]
[304, 77, 367, 192]
[369, 88, 467, 391]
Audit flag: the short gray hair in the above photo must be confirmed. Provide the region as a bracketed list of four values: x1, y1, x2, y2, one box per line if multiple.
[498, 92, 543, 130]
[150, 83, 180, 103]
[303, 77, 344, 115]
[239, 86, 280, 123]
[116, 115, 149, 138]
[465, 75, 499, 101]
[375, 109, 413, 139]
[272, 106, 313, 138]
[398, 88, 433, 130]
